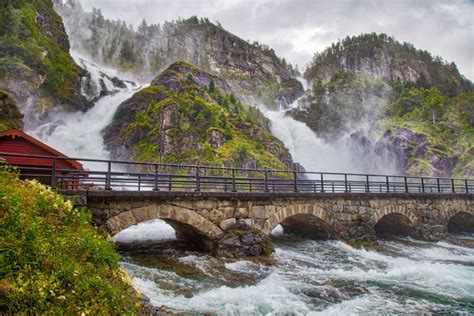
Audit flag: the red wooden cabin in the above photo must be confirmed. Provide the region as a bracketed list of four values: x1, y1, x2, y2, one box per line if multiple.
[0, 128, 84, 189]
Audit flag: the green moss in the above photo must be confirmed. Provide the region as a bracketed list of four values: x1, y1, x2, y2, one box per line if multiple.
[0, 166, 140, 314]
[122, 64, 292, 171]
[231, 229, 245, 237]
[0, 2, 81, 103]
[264, 244, 275, 256]
[345, 238, 376, 249]
[0, 90, 23, 131]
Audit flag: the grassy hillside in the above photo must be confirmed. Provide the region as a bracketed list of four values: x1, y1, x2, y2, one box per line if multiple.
[0, 0, 87, 111]
[0, 166, 140, 314]
[383, 88, 473, 177]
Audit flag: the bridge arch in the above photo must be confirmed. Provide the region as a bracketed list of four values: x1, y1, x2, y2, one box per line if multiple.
[370, 205, 419, 237]
[267, 204, 341, 239]
[446, 208, 474, 234]
[104, 204, 223, 247]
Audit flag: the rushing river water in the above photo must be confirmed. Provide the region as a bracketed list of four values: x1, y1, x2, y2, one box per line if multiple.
[116, 220, 474, 315]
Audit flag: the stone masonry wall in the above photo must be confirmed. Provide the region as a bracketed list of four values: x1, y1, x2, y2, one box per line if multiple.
[78, 192, 473, 242]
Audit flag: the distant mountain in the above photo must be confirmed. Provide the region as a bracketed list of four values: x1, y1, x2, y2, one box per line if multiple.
[292, 33, 473, 177]
[104, 61, 294, 169]
[305, 33, 471, 97]
[53, 0, 304, 109]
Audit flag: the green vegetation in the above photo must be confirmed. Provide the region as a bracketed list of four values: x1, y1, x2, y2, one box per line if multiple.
[383, 89, 474, 177]
[306, 33, 471, 96]
[0, 90, 23, 131]
[0, 1, 82, 106]
[294, 70, 392, 135]
[297, 32, 473, 177]
[0, 166, 140, 314]
[118, 62, 292, 171]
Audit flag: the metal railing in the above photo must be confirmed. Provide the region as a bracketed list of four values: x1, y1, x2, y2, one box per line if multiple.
[1, 152, 472, 194]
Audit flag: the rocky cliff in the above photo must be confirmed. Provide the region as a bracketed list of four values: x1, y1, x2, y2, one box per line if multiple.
[104, 61, 294, 169]
[0, 0, 91, 122]
[293, 33, 473, 177]
[0, 90, 23, 131]
[304, 33, 471, 97]
[53, 1, 303, 109]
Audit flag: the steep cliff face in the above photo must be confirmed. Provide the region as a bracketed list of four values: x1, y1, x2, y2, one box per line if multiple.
[293, 33, 473, 177]
[53, 1, 303, 109]
[104, 61, 294, 169]
[304, 33, 471, 96]
[0, 0, 90, 117]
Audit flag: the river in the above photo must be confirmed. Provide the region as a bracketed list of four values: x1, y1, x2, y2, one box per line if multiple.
[115, 220, 474, 314]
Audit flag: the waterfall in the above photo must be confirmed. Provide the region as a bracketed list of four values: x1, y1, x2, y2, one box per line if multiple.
[23, 53, 140, 169]
[258, 97, 400, 175]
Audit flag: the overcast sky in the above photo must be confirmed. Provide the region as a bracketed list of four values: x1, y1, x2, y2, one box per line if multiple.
[80, 0, 473, 80]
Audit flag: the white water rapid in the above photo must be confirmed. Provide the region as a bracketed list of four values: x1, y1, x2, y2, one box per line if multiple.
[116, 221, 474, 314]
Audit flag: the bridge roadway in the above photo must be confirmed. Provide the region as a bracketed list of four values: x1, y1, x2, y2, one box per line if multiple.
[2, 152, 473, 247]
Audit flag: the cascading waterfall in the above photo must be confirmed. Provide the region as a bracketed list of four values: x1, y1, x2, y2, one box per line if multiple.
[23, 53, 140, 169]
[257, 92, 400, 175]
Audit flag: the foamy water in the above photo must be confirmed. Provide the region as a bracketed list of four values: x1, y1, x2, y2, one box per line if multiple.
[117, 220, 474, 314]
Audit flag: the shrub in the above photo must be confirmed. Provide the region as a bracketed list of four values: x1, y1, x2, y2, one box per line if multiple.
[0, 166, 140, 314]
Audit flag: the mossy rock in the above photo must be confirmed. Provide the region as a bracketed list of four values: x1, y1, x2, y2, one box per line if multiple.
[0, 90, 23, 131]
[104, 61, 294, 172]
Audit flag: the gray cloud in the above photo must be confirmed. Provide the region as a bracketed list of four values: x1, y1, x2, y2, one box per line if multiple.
[80, 0, 474, 80]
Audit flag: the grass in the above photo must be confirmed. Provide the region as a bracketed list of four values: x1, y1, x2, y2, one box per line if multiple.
[0, 166, 141, 314]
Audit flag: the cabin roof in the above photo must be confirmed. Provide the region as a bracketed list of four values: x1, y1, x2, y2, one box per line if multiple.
[0, 128, 83, 170]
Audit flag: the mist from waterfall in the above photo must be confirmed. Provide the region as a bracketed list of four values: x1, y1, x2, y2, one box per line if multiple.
[257, 88, 400, 175]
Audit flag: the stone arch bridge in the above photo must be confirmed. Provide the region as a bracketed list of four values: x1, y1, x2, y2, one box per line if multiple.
[73, 191, 473, 249]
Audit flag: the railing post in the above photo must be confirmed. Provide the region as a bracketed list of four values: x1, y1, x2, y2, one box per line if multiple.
[366, 175, 370, 192]
[293, 171, 298, 192]
[153, 164, 159, 191]
[437, 178, 441, 193]
[51, 158, 57, 188]
[404, 176, 408, 193]
[105, 161, 111, 190]
[195, 166, 201, 192]
[451, 179, 455, 193]
[249, 179, 252, 193]
[466, 180, 469, 194]
[264, 170, 269, 193]
[320, 173, 325, 193]
[232, 168, 237, 192]
[168, 175, 172, 191]
[386, 176, 390, 193]
[344, 174, 348, 192]
[138, 175, 141, 191]
[421, 177, 425, 193]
